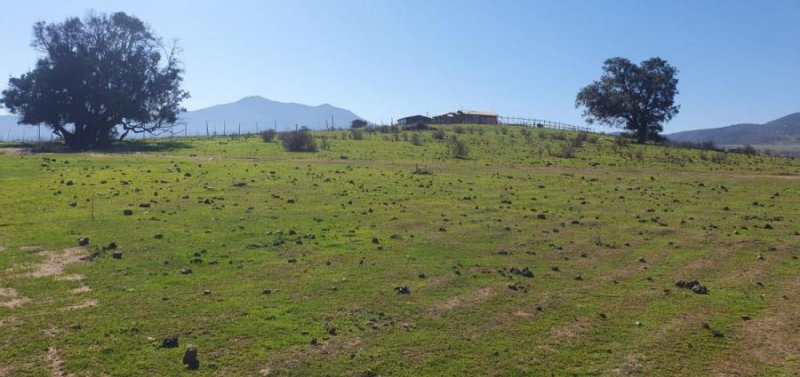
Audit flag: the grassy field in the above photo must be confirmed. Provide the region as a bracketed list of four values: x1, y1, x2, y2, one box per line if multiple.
[2, 125, 800, 376]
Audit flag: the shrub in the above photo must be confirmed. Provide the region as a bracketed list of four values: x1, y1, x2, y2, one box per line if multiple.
[350, 129, 364, 140]
[279, 129, 317, 152]
[260, 129, 277, 142]
[410, 133, 423, 146]
[447, 135, 469, 159]
[552, 144, 576, 158]
[320, 136, 330, 150]
[432, 128, 446, 141]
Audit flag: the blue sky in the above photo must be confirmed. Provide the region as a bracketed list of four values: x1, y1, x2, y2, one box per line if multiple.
[1, 0, 798, 132]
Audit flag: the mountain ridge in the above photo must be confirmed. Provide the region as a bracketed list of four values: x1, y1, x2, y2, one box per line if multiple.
[668, 112, 800, 145]
[0, 96, 364, 141]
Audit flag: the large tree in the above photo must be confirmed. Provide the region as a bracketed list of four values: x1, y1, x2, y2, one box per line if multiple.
[576, 57, 679, 143]
[1, 12, 189, 149]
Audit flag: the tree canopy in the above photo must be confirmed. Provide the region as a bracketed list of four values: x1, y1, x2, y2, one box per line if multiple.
[576, 57, 679, 143]
[1, 12, 189, 149]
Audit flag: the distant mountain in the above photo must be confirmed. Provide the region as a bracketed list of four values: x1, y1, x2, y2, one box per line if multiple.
[180, 96, 363, 134]
[0, 96, 363, 141]
[667, 112, 800, 145]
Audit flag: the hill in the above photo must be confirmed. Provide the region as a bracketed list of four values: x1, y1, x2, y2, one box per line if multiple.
[2, 125, 800, 375]
[180, 96, 363, 134]
[668, 112, 800, 145]
[0, 96, 364, 141]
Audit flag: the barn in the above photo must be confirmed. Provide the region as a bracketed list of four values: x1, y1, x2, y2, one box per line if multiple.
[432, 110, 498, 125]
[397, 115, 433, 125]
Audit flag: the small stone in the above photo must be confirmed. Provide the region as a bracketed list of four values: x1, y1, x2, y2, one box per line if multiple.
[78, 237, 90, 246]
[123, 209, 133, 216]
[180, 268, 193, 275]
[740, 315, 751, 321]
[310, 337, 318, 345]
[112, 251, 123, 259]
[203, 290, 211, 295]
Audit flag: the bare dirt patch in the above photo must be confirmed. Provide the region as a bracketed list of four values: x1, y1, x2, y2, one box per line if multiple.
[549, 316, 593, 342]
[713, 274, 800, 376]
[45, 347, 73, 377]
[0, 148, 27, 156]
[0, 287, 30, 309]
[69, 285, 92, 294]
[431, 287, 496, 314]
[24, 248, 87, 280]
[64, 299, 98, 310]
[611, 353, 647, 376]
[263, 336, 364, 375]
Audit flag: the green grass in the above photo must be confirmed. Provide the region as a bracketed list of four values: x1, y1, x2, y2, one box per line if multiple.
[2, 125, 800, 376]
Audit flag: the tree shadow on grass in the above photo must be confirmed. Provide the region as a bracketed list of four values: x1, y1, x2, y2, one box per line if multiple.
[0, 139, 194, 154]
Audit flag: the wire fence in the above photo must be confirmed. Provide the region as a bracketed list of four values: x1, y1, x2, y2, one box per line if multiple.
[499, 116, 593, 133]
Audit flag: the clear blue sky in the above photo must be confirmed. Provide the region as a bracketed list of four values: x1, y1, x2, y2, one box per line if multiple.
[1, 0, 798, 132]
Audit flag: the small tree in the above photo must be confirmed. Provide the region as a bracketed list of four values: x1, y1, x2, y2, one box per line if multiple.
[351, 119, 368, 129]
[1, 12, 189, 149]
[576, 57, 679, 143]
[260, 129, 277, 142]
[279, 129, 317, 152]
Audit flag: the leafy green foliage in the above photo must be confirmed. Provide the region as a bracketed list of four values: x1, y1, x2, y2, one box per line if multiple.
[576, 57, 679, 143]
[279, 129, 317, 152]
[0, 12, 189, 149]
[259, 129, 277, 142]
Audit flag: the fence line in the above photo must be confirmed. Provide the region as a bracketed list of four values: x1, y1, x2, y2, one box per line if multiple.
[498, 116, 593, 133]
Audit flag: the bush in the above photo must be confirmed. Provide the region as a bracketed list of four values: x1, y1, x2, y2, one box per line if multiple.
[410, 133, 423, 146]
[551, 144, 576, 158]
[350, 129, 364, 140]
[279, 129, 317, 152]
[260, 129, 277, 142]
[447, 135, 469, 159]
[432, 128, 446, 141]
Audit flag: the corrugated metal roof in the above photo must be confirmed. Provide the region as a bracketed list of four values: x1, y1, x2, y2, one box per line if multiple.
[458, 110, 498, 117]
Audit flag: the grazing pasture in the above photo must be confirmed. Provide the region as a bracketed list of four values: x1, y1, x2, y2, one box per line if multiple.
[2, 125, 800, 376]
